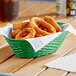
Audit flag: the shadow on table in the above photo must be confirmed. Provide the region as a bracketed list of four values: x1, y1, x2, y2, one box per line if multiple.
[28, 52, 57, 65]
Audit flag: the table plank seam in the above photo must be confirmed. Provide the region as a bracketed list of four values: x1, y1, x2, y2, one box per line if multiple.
[35, 41, 76, 76]
[11, 58, 35, 74]
[0, 53, 14, 64]
[34, 67, 47, 76]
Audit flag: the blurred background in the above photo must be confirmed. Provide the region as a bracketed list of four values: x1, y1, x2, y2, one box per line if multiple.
[22, 0, 56, 2]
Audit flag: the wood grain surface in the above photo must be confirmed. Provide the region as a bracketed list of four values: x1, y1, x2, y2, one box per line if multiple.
[0, 1, 76, 76]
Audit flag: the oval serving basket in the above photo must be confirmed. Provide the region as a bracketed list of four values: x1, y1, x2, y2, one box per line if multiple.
[4, 22, 68, 58]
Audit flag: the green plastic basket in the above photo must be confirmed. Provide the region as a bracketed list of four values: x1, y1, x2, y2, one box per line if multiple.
[4, 22, 68, 58]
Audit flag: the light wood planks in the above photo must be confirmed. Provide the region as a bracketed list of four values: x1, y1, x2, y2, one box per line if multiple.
[70, 18, 76, 29]
[0, 35, 7, 47]
[35, 3, 56, 16]
[0, 46, 14, 64]
[0, 1, 76, 76]
[19, 2, 41, 15]
[55, 17, 73, 23]
[0, 55, 33, 73]
[19, 1, 35, 12]
[38, 69, 67, 76]
[64, 18, 76, 76]
[19, 2, 56, 20]
[38, 5, 56, 18]
[65, 45, 76, 76]
[14, 34, 76, 76]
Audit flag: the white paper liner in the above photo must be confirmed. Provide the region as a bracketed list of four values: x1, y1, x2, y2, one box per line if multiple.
[61, 23, 76, 35]
[0, 23, 13, 38]
[0, 20, 76, 52]
[26, 32, 61, 52]
[45, 53, 76, 72]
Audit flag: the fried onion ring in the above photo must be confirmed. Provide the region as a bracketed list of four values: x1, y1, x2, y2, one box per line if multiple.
[35, 33, 43, 37]
[15, 28, 36, 39]
[12, 29, 21, 38]
[30, 17, 56, 36]
[13, 22, 30, 30]
[44, 16, 62, 32]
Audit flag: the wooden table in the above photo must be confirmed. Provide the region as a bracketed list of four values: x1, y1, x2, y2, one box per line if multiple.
[0, 1, 76, 76]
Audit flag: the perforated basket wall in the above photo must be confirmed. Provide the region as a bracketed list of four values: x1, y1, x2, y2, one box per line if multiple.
[4, 22, 68, 58]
